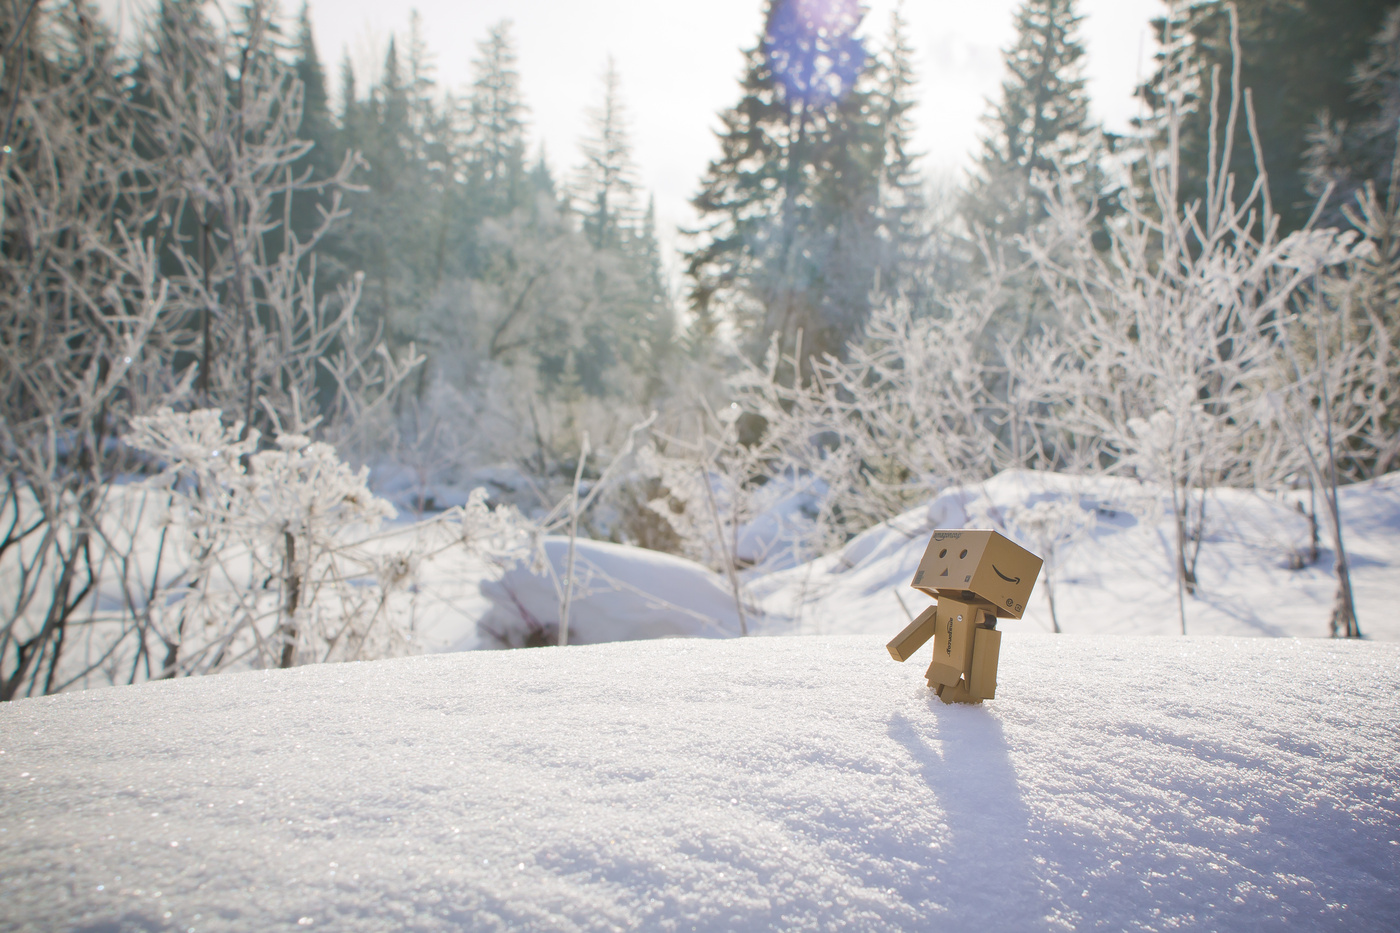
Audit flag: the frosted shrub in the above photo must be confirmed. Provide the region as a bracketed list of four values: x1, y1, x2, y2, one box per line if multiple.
[0, 1, 418, 698]
[996, 496, 1097, 634]
[644, 264, 1074, 568]
[718, 284, 1021, 558]
[1026, 7, 1354, 633]
[125, 409, 408, 675]
[641, 404, 775, 570]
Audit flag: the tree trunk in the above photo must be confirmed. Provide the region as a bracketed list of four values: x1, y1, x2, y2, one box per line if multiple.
[279, 530, 301, 668]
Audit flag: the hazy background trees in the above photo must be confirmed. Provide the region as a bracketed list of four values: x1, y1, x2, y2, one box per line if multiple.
[685, 0, 925, 370]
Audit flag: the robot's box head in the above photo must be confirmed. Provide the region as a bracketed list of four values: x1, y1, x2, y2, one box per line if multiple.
[911, 530, 1043, 619]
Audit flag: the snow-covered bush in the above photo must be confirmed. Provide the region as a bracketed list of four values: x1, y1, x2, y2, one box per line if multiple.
[117, 407, 537, 675]
[993, 495, 1097, 635]
[1281, 166, 1400, 485]
[0, 6, 181, 701]
[0, 1, 420, 698]
[123, 408, 409, 674]
[637, 257, 1079, 571]
[692, 267, 1062, 561]
[1025, 8, 1354, 632]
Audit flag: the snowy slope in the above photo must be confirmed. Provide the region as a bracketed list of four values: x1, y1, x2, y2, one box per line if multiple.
[42, 469, 1396, 678]
[3, 635, 1397, 932]
[749, 470, 1400, 642]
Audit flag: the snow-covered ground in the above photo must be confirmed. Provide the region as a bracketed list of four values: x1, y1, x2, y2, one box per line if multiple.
[748, 470, 1400, 641]
[3, 634, 1397, 931]
[476, 470, 1400, 649]
[27, 469, 1394, 681]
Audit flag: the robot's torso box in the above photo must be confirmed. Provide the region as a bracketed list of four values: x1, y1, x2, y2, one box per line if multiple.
[910, 529, 1043, 620]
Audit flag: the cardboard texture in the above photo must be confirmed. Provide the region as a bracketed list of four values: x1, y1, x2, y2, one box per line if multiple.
[935, 680, 978, 705]
[925, 599, 977, 689]
[910, 530, 1043, 619]
[888, 528, 1043, 706]
[887, 605, 938, 662]
[967, 627, 1002, 700]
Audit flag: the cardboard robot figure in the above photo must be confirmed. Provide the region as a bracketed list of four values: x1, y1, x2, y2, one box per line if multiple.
[886, 530, 1042, 704]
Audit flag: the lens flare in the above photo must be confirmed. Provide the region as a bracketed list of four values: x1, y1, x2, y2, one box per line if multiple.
[764, 0, 867, 107]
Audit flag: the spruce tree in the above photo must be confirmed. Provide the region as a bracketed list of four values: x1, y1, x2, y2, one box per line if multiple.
[871, 7, 928, 301]
[686, 0, 884, 367]
[575, 57, 641, 250]
[292, 4, 332, 158]
[569, 64, 674, 399]
[1140, 0, 1399, 234]
[1304, 7, 1400, 223]
[633, 196, 677, 381]
[405, 11, 437, 147]
[337, 51, 356, 129]
[467, 21, 529, 217]
[335, 37, 440, 341]
[1304, 10, 1400, 478]
[290, 4, 335, 243]
[963, 0, 1097, 246]
[529, 146, 558, 201]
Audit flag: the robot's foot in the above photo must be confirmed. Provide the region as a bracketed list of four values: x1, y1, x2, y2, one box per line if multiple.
[933, 679, 984, 705]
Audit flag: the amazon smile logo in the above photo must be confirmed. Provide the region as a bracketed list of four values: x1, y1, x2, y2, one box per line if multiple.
[992, 565, 1021, 585]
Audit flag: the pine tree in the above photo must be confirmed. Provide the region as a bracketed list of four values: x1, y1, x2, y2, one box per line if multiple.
[334, 36, 441, 341]
[529, 146, 558, 201]
[468, 21, 529, 217]
[290, 3, 335, 243]
[1304, 7, 1400, 224]
[293, 4, 332, 156]
[405, 11, 437, 147]
[1303, 10, 1400, 478]
[337, 51, 356, 128]
[1140, 0, 1398, 235]
[871, 7, 928, 301]
[376, 37, 410, 172]
[575, 57, 640, 250]
[567, 65, 675, 399]
[612, 198, 677, 402]
[686, 0, 884, 367]
[963, 0, 1098, 246]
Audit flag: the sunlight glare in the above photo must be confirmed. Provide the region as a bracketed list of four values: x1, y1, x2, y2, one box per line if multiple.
[765, 0, 867, 106]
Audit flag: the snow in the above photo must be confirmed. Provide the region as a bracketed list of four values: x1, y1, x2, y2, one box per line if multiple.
[477, 537, 746, 647]
[470, 470, 1399, 652]
[5, 469, 1398, 927]
[3, 634, 1398, 931]
[749, 470, 1400, 642]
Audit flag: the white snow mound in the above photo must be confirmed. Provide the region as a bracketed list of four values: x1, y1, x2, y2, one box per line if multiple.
[477, 536, 747, 648]
[2, 634, 1397, 932]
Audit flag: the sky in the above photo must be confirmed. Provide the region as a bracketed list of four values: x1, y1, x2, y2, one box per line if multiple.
[99, 0, 1165, 273]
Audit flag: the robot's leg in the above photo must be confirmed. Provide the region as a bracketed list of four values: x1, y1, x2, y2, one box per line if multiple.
[965, 626, 1002, 701]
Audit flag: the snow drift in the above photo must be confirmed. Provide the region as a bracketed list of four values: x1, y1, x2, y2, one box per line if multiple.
[477, 537, 748, 648]
[474, 470, 1399, 650]
[2, 634, 1396, 932]
[751, 469, 1400, 641]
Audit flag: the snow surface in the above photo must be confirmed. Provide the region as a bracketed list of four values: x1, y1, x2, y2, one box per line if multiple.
[751, 470, 1400, 642]
[471, 471, 1400, 651]
[3, 634, 1398, 932]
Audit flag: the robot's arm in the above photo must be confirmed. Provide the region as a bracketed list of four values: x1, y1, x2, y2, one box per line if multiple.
[886, 604, 937, 662]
